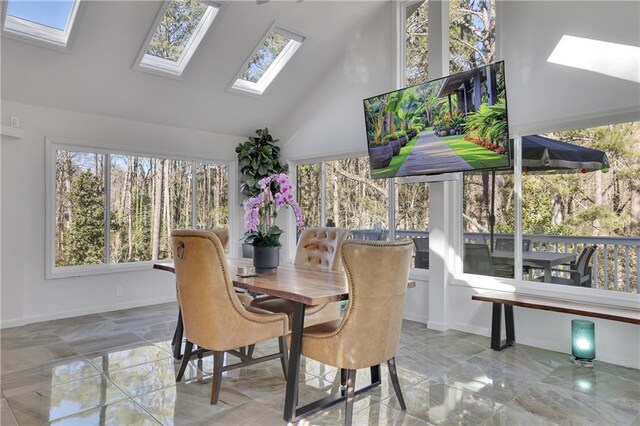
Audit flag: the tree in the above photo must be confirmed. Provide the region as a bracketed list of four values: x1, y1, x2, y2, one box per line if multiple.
[450, 0, 495, 73]
[240, 32, 290, 82]
[146, 0, 207, 61]
[63, 172, 104, 265]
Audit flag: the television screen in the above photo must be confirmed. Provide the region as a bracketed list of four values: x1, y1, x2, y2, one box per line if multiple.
[363, 61, 510, 179]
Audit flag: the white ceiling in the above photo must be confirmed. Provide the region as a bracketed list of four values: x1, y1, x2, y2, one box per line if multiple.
[1, 0, 387, 137]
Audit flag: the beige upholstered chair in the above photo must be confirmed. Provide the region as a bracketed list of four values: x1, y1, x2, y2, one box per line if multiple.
[170, 229, 252, 357]
[301, 239, 413, 425]
[171, 230, 289, 404]
[250, 227, 349, 327]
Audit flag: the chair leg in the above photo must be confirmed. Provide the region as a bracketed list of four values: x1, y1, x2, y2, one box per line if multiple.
[176, 340, 193, 382]
[278, 336, 289, 381]
[210, 351, 224, 405]
[247, 344, 255, 358]
[340, 368, 347, 387]
[344, 369, 357, 426]
[387, 357, 406, 410]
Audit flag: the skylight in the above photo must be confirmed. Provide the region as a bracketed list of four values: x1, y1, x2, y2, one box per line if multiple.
[231, 25, 304, 96]
[547, 35, 640, 84]
[2, 0, 80, 48]
[136, 0, 220, 78]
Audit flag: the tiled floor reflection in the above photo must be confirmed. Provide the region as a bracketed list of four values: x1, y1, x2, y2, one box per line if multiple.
[1, 302, 639, 425]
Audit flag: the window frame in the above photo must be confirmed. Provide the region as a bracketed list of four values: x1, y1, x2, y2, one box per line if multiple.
[133, 0, 221, 79]
[228, 22, 305, 97]
[287, 152, 432, 281]
[392, 0, 639, 308]
[1, 0, 82, 51]
[45, 138, 235, 279]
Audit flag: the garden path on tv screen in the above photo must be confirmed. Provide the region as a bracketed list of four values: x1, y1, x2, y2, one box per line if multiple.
[371, 129, 508, 179]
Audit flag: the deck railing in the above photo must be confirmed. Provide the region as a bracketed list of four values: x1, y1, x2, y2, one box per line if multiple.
[348, 229, 639, 294]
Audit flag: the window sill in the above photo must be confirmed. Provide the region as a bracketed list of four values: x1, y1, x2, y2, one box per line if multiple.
[451, 274, 640, 310]
[47, 261, 166, 280]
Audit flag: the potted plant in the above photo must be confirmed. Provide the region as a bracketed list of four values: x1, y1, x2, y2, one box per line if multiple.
[235, 128, 286, 197]
[236, 128, 286, 257]
[386, 133, 402, 156]
[368, 138, 393, 169]
[243, 173, 304, 273]
[396, 130, 408, 147]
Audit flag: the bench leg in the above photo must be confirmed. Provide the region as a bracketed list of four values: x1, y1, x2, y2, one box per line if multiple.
[491, 303, 515, 351]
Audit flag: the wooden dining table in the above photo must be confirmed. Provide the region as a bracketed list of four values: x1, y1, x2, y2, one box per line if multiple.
[154, 258, 415, 422]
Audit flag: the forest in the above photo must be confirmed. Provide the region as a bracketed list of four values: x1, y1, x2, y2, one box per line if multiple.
[55, 150, 228, 267]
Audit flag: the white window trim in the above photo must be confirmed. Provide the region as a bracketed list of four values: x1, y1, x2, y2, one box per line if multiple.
[133, 0, 221, 79]
[228, 22, 305, 97]
[45, 138, 235, 279]
[1, 0, 82, 51]
[451, 131, 640, 308]
[288, 154, 432, 275]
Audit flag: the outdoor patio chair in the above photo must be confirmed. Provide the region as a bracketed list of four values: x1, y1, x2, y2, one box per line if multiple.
[493, 238, 532, 278]
[540, 245, 597, 287]
[464, 243, 495, 276]
[412, 236, 429, 269]
[494, 238, 531, 251]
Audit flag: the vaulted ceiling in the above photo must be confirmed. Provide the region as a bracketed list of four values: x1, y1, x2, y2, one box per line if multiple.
[1, 1, 387, 137]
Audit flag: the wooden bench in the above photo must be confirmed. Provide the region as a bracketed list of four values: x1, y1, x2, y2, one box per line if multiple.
[472, 292, 640, 351]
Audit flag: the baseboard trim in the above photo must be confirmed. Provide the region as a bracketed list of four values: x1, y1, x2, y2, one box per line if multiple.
[0, 296, 176, 329]
[426, 320, 450, 331]
[0, 318, 27, 329]
[403, 312, 428, 324]
[449, 322, 640, 370]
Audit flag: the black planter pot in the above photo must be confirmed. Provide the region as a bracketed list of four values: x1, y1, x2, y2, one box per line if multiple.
[390, 138, 401, 155]
[253, 246, 280, 274]
[398, 136, 407, 147]
[368, 144, 393, 169]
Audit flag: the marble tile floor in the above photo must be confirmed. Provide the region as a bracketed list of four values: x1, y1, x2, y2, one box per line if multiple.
[1, 302, 638, 425]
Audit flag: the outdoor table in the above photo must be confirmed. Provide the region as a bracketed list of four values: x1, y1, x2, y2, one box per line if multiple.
[490, 250, 576, 282]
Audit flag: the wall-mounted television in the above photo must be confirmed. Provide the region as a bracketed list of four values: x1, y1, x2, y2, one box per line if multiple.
[363, 61, 510, 179]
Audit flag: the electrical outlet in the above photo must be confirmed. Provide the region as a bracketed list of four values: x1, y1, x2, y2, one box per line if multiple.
[10, 117, 20, 128]
[116, 286, 124, 297]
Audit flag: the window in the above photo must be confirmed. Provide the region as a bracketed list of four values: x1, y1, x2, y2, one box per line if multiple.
[396, 181, 429, 268]
[296, 157, 389, 241]
[230, 24, 304, 95]
[405, 1, 429, 86]
[296, 157, 433, 269]
[521, 122, 639, 294]
[325, 158, 388, 234]
[297, 163, 322, 228]
[2, 0, 81, 48]
[136, 0, 220, 78]
[462, 171, 515, 278]
[449, 0, 495, 73]
[55, 150, 105, 267]
[50, 142, 229, 277]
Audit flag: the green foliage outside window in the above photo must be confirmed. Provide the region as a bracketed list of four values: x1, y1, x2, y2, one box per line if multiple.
[146, 0, 208, 62]
[63, 172, 105, 265]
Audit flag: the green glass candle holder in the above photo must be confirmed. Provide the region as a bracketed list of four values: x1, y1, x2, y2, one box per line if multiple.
[571, 319, 595, 365]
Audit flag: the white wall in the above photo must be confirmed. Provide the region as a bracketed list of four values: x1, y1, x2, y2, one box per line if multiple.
[500, 1, 640, 135]
[448, 284, 640, 369]
[0, 101, 244, 327]
[279, 3, 394, 161]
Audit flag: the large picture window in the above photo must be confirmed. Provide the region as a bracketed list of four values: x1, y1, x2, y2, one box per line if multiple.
[50, 142, 229, 276]
[296, 157, 430, 269]
[521, 122, 639, 294]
